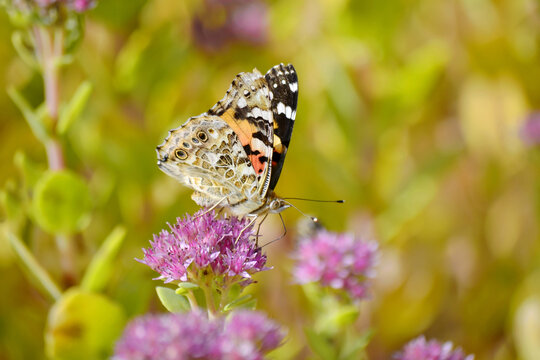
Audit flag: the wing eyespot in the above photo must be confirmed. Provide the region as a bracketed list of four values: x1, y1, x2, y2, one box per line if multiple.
[183, 142, 191, 148]
[175, 149, 188, 160]
[192, 137, 200, 144]
[208, 128, 215, 134]
[197, 131, 208, 142]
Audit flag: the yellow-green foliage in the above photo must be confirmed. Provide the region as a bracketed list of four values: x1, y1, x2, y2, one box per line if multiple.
[1, 0, 539, 359]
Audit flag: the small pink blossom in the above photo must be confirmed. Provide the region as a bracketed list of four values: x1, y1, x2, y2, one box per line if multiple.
[395, 336, 474, 360]
[520, 113, 540, 146]
[139, 210, 269, 287]
[292, 230, 378, 301]
[113, 310, 285, 360]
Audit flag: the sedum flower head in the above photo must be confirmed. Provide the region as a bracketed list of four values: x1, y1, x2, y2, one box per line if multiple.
[520, 113, 540, 146]
[292, 230, 377, 300]
[32, 0, 95, 12]
[139, 210, 268, 287]
[395, 336, 474, 360]
[191, 0, 268, 52]
[113, 310, 285, 360]
[218, 310, 284, 358]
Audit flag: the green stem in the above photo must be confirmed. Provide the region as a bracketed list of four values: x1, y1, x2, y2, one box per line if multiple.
[218, 284, 230, 311]
[185, 290, 199, 310]
[201, 284, 217, 319]
[33, 25, 77, 285]
[7, 232, 62, 301]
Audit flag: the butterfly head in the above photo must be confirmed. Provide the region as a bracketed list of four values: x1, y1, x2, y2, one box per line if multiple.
[264, 191, 291, 214]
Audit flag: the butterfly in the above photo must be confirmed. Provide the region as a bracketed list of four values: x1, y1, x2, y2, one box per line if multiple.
[156, 63, 298, 217]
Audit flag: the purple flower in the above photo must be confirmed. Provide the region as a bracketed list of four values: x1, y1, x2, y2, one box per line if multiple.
[30, 0, 95, 11]
[520, 113, 540, 146]
[113, 311, 285, 360]
[139, 210, 268, 287]
[191, 0, 268, 52]
[67, 0, 95, 12]
[292, 230, 378, 301]
[218, 310, 285, 358]
[395, 336, 474, 360]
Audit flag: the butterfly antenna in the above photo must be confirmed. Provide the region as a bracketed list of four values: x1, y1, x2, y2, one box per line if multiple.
[283, 197, 345, 204]
[283, 200, 319, 223]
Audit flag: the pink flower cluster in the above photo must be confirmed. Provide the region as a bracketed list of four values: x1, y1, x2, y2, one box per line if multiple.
[139, 210, 268, 287]
[113, 310, 284, 360]
[191, 0, 268, 51]
[521, 113, 540, 146]
[34, 0, 95, 12]
[293, 230, 378, 300]
[395, 336, 474, 360]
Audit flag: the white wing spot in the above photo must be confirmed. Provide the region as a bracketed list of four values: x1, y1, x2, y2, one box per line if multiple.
[250, 107, 271, 121]
[291, 110, 296, 120]
[289, 82, 298, 92]
[269, 91, 274, 100]
[285, 105, 292, 119]
[278, 71, 283, 75]
[243, 89, 249, 96]
[281, 79, 286, 85]
[277, 102, 286, 115]
[273, 83, 278, 88]
[237, 96, 247, 108]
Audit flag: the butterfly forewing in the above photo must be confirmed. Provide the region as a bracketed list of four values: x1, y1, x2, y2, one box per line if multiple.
[208, 70, 274, 198]
[264, 64, 298, 190]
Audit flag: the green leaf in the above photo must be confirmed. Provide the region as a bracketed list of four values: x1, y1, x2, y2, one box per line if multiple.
[32, 170, 92, 234]
[315, 303, 360, 336]
[175, 282, 199, 294]
[341, 329, 373, 360]
[0, 182, 24, 222]
[8, 87, 49, 143]
[5, 8, 32, 27]
[45, 288, 126, 360]
[329, 305, 360, 328]
[58, 81, 93, 135]
[223, 294, 254, 311]
[305, 328, 338, 360]
[14, 151, 45, 189]
[6, 231, 62, 301]
[11, 31, 37, 69]
[157, 286, 191, 313]
[80, 226, 126, 293]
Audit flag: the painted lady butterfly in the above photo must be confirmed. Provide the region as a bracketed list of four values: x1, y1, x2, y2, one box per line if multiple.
[156, 63, 298, 217]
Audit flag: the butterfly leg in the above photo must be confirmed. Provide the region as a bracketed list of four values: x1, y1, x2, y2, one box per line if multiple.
[262, 213, 287, 248]
[255, 213, 270, 246]
[195, 196, 228, 218]
[236, 215, 258, 244]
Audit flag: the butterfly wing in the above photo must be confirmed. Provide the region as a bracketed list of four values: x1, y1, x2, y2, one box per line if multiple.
[208, 69, 274, 198]
[264, 64, 298, 190]
[156, 115, 260, 209]
[156, 64, 298, 216]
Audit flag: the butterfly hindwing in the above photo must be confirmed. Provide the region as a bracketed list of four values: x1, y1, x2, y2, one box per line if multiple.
[156, 116, 259, 208]
[264, 64, 298, 190]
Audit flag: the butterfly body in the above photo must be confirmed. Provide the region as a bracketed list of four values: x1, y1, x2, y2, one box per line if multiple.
[157, 64, 298, 217]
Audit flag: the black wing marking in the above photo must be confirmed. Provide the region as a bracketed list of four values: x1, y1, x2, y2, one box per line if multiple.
[264, 63, 298, 190]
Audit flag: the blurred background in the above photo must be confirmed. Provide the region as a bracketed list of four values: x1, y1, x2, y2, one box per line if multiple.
[1, 0, 540, 359]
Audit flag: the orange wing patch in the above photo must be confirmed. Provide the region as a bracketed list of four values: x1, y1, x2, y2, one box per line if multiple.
[220, 109, 269, 176]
